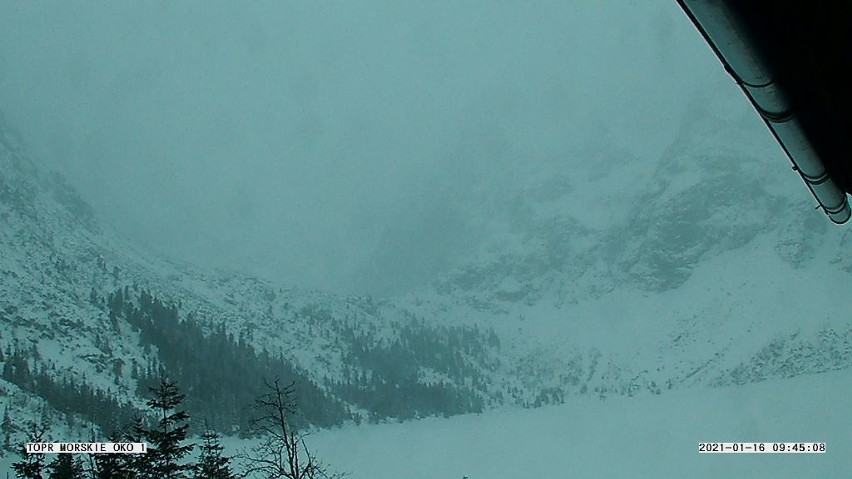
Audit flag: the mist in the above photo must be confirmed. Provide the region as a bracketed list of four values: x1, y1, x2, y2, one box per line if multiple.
[0, 1, 753, 296]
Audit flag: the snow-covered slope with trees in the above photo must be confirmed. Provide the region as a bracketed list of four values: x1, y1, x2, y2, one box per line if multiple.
[0, 113, 506, 448]
[1, 101, 852, 467]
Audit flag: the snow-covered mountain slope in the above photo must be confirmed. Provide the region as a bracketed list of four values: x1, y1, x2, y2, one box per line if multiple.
[397, 112, 852, 404]
[2, 101, 852, 446]
[0, 114, 503, 442]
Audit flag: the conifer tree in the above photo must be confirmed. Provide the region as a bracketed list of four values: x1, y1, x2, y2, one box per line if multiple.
[135, 378, 194, 478]
[93, 427, 138, 479]
[2, 405, 14, 451]
[11, 422, 48, 479]
[193, 429, 235, 479]
[46, 454, 85, 479]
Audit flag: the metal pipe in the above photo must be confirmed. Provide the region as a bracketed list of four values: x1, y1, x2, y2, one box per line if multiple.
[677, 0, 850, 223]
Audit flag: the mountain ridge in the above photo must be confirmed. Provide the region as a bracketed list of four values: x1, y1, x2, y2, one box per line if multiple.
[2, 111, 852, 448]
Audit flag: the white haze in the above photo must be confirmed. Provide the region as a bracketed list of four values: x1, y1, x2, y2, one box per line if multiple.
[0, 1, 765, 295]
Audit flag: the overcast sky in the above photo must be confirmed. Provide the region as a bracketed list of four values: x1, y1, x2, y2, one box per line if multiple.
[0, 1, 760, 295]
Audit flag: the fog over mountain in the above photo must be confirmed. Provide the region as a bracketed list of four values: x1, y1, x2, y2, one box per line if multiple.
[5, 3, 852, 477]
[0, 1, 798, 296]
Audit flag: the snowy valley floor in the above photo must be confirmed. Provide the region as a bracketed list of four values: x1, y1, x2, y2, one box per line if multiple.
[4, 369, 851, 477]
[297, 369, 851, 478]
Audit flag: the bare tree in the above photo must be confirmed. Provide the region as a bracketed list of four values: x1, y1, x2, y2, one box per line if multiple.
[237, 379, 344, 479]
